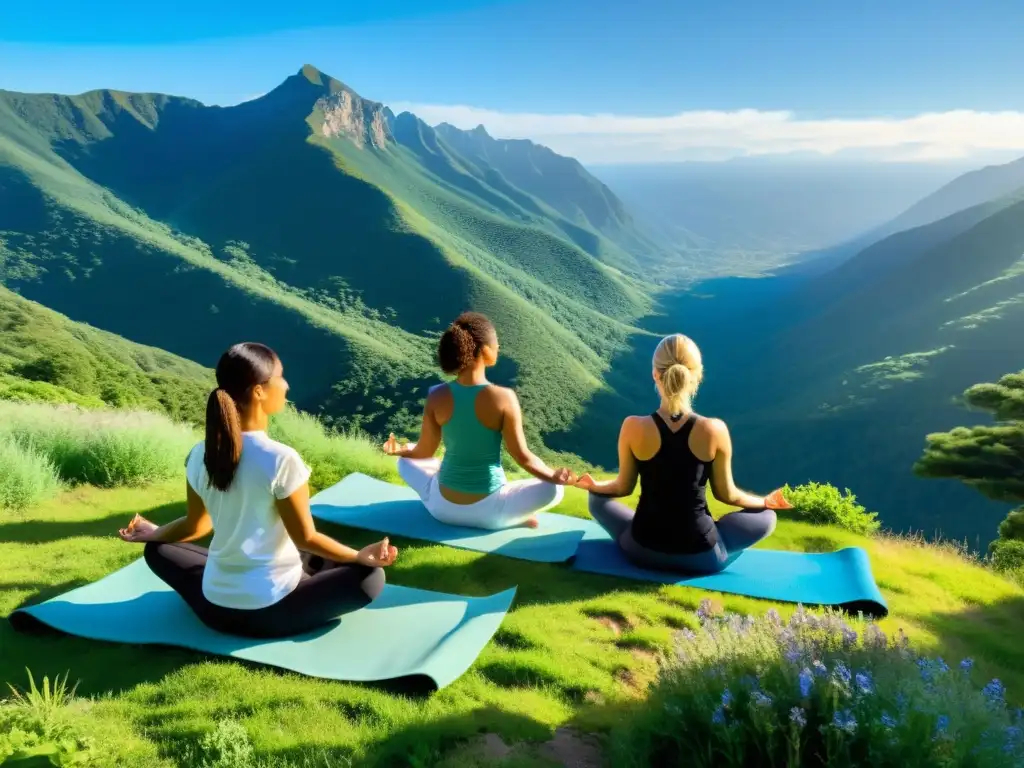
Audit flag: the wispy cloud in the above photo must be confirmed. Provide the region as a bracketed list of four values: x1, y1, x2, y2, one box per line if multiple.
[386, 102, 1024, 164]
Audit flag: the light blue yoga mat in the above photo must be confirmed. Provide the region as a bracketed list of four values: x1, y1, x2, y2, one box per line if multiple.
[10, 559, 515, 690]
[310, 473, 601, 563]
[572, 537, 889, 617]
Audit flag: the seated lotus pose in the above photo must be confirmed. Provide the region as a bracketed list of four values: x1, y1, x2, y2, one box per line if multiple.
[576, 333, 791, 574]
[383, 312, 575, 530]
[117, 342, 398, 639]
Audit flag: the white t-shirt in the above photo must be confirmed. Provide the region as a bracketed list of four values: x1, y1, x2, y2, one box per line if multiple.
[185, 431, 310, 610]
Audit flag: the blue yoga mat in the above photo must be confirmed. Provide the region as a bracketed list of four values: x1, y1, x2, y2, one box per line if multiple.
[310, 473, 601, 563]
[572, 537, 888, 617]
[10, 559, 515, 690]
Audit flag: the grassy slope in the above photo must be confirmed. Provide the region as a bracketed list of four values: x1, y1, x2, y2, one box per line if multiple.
[2, 478, 1021, 766]
[0, 68, 659, 445]
[0, 285, 214, 422]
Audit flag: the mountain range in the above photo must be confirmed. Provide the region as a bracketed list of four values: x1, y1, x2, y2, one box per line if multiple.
[2, 63, 1023, 546]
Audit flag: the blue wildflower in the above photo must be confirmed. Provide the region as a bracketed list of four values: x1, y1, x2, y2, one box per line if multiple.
[833, 661, 852, 685]
[812, 660, 828, 677]
[936, 657, 949, 674]
[721, 688, 734, 708]
[832, 710, 857, 734]
[895, 693, 908, 713]
[785, 645, 802, 664]
[1015, 708, 1023, 724]
[842, 627, 858, 647]
[798, 668, 813, 698]
[983, 679, 1005, 703]
[855, 671, 873, 695]
[918, 658, 933, 683]
[790, 707, 807, 728]
[712, 706, 726, 725]
[751, 691, 772, 708]
[960, 658, 974, 673]
[935, 715, 950, 737]
[880, 712, 898, 730]
[1006, 725, 1022, 743]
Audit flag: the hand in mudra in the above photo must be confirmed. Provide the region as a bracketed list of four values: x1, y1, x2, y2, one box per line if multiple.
[356, 537, 398, 567]
[550, 467, 577, 485]
[574, 473, 597, 491]
[764, 489, 793, 510]
[118, 514, 158, 543]
[382, 433, 401, 456]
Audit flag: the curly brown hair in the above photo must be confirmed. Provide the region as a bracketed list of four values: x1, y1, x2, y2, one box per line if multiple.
[437, 312, 497, 374]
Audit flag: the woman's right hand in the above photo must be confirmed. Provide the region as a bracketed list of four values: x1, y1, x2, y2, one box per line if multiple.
[382, 433, 401, 456]
[356, 537, 399, 567]
[550, 467, 577, 485]
[574, 473, 597, 492]
[764, 489, 793, 510]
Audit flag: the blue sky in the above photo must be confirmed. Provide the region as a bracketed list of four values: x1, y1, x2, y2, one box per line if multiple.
[3, 0, 1023, 163]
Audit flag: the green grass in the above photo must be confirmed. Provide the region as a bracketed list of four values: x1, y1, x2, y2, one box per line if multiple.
[2, 475, 1022, 766]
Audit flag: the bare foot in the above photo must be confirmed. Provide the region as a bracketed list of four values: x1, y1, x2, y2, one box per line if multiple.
[523, 517, 540, 529]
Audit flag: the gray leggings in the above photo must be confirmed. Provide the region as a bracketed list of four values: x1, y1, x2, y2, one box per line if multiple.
[588, 493, 777, 574]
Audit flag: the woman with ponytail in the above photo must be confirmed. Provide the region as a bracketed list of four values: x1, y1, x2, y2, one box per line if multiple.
[383, 312, 575, 529]
[575, 334, 788, 574]
[116, 343, 397, 639]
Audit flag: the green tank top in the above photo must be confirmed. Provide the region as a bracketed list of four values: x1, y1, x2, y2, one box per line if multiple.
[438, 382, 506, 495]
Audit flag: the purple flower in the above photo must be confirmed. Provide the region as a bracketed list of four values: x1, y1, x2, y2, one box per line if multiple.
[790, 707, 807, 728]
[798, 668, 813, 698]
[983, 679, 1005, 703]
[712, 706, 726, 725]
[880, 712, 897, 730]
[765, 608, 782, 626]
[854, 671, 873, 695]
[960, 658, 974, 673]
[832, 710, 857, 734]
[697, 599, 714, 622]
[842, 627, 858, 647]
[833, 662, 852, 686]
[785, 645, 802, 664]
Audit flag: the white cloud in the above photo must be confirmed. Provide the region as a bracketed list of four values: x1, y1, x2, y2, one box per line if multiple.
[386, 101, 1024, 164]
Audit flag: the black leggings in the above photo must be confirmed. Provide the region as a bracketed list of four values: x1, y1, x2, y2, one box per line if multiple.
[144, 542, 386, 639]
[588, 493, 777, 575]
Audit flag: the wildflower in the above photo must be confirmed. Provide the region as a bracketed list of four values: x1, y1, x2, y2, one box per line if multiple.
[960, 658, 974, 673]
[790, 707, 807, 728]
[721, 689, 734, 709]
[1005, 725, 1022, 743]
[697, 599, 714, 622]
[854, 671, 873, 696]
[712, 706, 726, 725]
[812, 660, 828, 678]
[681, 629, 697, 641]
[935, 715, 950, 738]
[864, 624, 887, 649]
[918, 658, 933, 683]
[832, 710, 857, 734]
[798, 668, 813, 698]
[832, 662, 852, 686]
[785, 645, 802, 664]
[983, 679, 1005, 704]
[751, 691, 772, 708]
[935, 657, 949, 674]
[895, 693, 908, 712]
[842, 626, 858, 647]
[880, 713, 898, 730]
[765, 608, 781, 626]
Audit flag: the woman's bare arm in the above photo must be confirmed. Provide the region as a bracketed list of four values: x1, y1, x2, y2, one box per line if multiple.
[389, 390, 443, 460]
[580, 418, 639, 497]
[501, 390, 571, 483]
[706, 419, 768, 509]
[141, 482, 214, 543]
[275, 483, 396, 566]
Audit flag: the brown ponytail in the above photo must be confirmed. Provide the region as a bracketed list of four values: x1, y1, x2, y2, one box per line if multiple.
[437, 312, 496, 374]
[204, 343, 278, 491]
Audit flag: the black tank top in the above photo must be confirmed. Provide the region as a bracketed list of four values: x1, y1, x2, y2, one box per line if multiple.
[630, 412, 717, 554]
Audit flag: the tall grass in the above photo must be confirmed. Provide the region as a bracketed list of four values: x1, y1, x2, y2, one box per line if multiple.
[0, 435, 62, 510]
[268, 406, 399, 492]
[0, 402, 196, 488]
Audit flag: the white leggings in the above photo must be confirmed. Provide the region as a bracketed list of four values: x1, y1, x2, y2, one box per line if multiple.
[397, 458, 564, 530]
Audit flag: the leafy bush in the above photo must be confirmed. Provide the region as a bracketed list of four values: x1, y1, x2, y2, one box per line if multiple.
[990, 539, 1024, 573]
[784, 482, 881, 535]
[268, 406, 399, 492]
[611, 600, 1024, 767]
[0, 435, 62, 510]
[997, 508, 1024, 543]
[0, 669, 98, 766]
[0, 402, 196, 487]
[179, 719, 351, 768]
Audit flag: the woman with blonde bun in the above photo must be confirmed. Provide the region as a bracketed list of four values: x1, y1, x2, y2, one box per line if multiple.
[575, 334, 789, 573]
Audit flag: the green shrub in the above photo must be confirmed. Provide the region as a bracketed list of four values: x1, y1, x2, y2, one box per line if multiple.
[0, 669, 98, 765]
[990, 539, 1024, 573]
[997, 508, 1024, 542]
[610, 601, 1024, 768]
[784, 482, 881, 535]
[268, 406, 399, 492]
[0, 435, 62, 510]
[0, 374, 107, 409]
[0, 402, 196, 488]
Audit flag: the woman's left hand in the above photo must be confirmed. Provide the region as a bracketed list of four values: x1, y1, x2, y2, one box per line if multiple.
[118, 514, 158, 543]
[764, 489, 793, 510]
